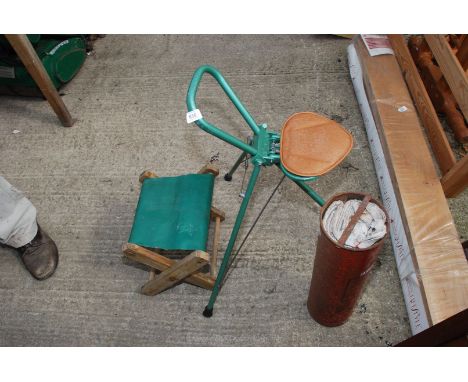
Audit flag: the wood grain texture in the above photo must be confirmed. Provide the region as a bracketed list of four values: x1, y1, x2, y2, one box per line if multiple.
[355, 36, 468, 325]
[210, 216, 221, 276]
[4, 34, 74, 127]
[210, 206, 226, 222]
[389, 35, 456, 175]
[441, 154, 468, 197]
[397, 307, 468, 346]
[122, 243, 215, 290]
[198, 164, 219, 177]
[139, 170, 158, 183]
[141, 251, 209, 295]
[456, 36, 468, 71]
[425, 35, 468, 120]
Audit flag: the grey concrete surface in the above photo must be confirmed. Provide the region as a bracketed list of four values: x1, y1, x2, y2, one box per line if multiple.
[1, 34, 451, 346]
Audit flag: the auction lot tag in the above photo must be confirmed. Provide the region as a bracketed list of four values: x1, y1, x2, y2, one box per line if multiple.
[186, 109, 203, 123]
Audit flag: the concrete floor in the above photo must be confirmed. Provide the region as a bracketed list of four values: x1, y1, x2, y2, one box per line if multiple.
[2, 34, 460, 346]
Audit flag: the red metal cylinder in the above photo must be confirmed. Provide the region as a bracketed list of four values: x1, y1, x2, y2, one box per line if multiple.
[307, 192, 389, 327]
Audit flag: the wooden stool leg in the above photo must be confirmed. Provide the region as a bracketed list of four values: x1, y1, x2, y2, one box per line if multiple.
[211, 216, 221, 277]
[139, 170, 158, 183]
[141, 251, 209, 295]
[123, 243, 215, 290]
[4, 34, 74, 127]
[198, 164, 219, 177]
[209, 205, 225, 277]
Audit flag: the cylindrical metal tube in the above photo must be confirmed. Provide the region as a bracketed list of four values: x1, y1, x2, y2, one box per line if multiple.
[307, 192, 389, 327]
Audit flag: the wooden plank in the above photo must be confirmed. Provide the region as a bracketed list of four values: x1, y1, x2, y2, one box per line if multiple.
[396, 308, 468, 347]
[141, 251, 209, 295]
[441, 154, 468, 197]
[408, 36, 468, 144]
[425, 35, 468, 120]
[456, 36, 468, 71]
[210, 205, 226, 221]
[4, 34, 74, 127]
[389, 35, 456, 175]
[354, 36, 468, 325]
[122, 243, 215, 290]
[210, 216, 221, 276]
[349, 44, 430, 333]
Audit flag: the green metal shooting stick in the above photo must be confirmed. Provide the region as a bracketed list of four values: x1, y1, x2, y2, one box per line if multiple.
[186, 65, 326, 317]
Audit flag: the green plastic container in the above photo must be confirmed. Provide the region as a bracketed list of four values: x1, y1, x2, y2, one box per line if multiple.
[0, 36, 86, 89]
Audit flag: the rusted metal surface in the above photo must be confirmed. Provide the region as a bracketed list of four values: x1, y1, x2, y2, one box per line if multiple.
[307, 192, 389, 327]
[408, 36, 468, 143]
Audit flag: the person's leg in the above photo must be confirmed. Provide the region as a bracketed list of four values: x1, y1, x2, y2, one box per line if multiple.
[0, 176, 58, 279]
[0, 177, 38, 248]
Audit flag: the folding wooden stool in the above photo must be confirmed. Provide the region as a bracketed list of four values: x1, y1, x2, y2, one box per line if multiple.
[122, 164, 225, 295]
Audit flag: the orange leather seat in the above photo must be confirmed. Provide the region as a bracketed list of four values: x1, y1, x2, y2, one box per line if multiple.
[280, 112, 353, 177]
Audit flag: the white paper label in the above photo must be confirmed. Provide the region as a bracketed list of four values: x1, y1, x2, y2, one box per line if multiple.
[361, 34, 394, 56]
[186, 109, 203, 123]
[0, 66, 15, 79]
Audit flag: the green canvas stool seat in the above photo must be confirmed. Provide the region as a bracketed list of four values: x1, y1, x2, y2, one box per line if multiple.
[123, 165, 225, 296]
[129, 174, 214, 251]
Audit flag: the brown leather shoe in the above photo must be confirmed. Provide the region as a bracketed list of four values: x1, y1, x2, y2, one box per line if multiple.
[18, 225, 59, 280]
